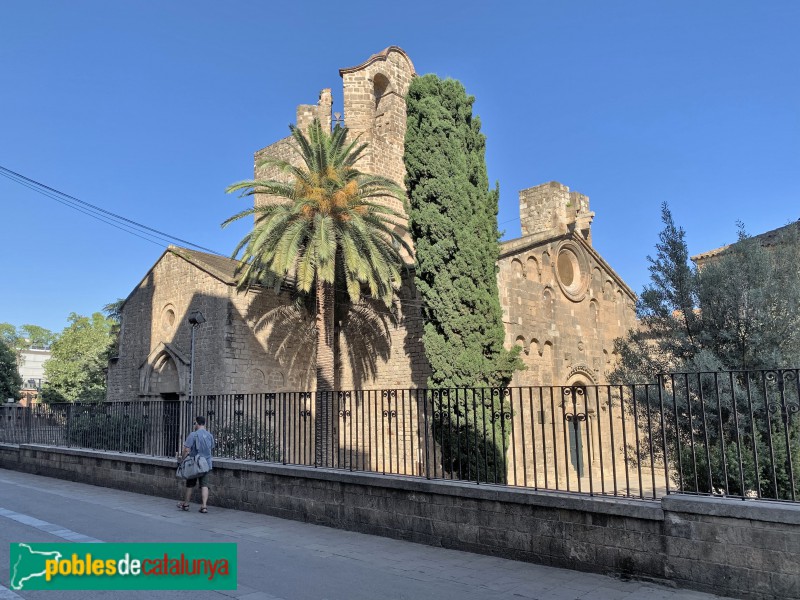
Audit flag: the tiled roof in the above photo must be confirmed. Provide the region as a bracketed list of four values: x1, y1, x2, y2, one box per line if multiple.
[691, 220, 800, 262]
[168, 246, 240, 285]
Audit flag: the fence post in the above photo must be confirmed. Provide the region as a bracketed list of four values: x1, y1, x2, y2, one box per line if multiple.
[65, 403, 72, 448]
[422, 389, 430, 479]
[26, 405, 32, 444]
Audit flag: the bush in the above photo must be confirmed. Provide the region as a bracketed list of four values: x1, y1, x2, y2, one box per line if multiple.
[432, 389, 510, 484]
[214, 416, 281, 461]
[67, 407, 149, 453]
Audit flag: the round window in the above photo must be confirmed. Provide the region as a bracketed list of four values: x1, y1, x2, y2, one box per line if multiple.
[555, 242, 589, 302]
[161, 305, 176, 332]
[557, 251, 575, 286]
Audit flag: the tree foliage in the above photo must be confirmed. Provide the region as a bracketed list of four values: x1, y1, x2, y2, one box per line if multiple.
[404, 74, 522, 389]
[223, 119, 408, 466]
[0, 340, 22, 401]
[612, 205, 800, 381]
[611, 206, 800, 499]
[103, 298, 125, 360]
[42, 313, 114, 403]
[404, 75, 522, 483]
[0, 322, 58, 357]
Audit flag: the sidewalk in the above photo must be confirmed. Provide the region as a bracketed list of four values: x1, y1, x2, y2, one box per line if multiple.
[0, 468, 732, 600]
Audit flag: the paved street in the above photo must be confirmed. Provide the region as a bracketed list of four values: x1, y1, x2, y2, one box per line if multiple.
[0, 468, 731, 600]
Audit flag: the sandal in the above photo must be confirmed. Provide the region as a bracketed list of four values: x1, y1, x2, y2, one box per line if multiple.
[177, 502, 189, 511]
[199, 507, 208, 514]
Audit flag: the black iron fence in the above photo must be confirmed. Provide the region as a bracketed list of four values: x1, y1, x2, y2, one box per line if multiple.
[1, 369, 797, 503]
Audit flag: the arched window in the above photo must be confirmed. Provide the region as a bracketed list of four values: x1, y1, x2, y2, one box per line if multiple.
[589, 300, 599, 329]
[526, 256, 539, 282]
[543, 287, 555, 319]
[511, 259, 524, 279]
[373, 73, 390, 112]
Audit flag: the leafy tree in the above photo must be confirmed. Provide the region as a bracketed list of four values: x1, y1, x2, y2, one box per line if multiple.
[612, 207, 800, 380]
[0, 323, 19, 347]
[696, 224, 800, 370]
[42, 313, 114, 403]
[103, 298, 125, 360]
[0, 323, 57, 380]
[223, 119, 409, 466]
[67, 406, 149, 453]
[611, 208, 800, 499]
[0, 340, 22, 402]
[404, 74, 522, 482]
[19, 325, 58, 349]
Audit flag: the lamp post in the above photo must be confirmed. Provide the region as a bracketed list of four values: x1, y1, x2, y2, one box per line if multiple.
[187, 311, 206, 402]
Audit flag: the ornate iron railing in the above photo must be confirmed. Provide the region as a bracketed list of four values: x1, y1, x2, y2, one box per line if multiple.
[1, 369, 797, 502]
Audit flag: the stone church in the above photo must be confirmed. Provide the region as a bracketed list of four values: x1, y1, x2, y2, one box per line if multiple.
[106, 46, 635, 405]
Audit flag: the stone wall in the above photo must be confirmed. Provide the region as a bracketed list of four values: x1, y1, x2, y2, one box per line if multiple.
[498, 182, 636, 388]
[1, 443, 796, 600]
[108, 248, 431, 401]
[107, 251, 233, 400]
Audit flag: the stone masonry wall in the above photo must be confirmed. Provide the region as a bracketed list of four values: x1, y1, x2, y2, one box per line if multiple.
[2, 443, 796, 600]
[107, 252, 232, 400]
[498, 235, 635, 387]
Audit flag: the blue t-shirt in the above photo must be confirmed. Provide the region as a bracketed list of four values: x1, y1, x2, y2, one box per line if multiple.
[184, 429, 215, 469]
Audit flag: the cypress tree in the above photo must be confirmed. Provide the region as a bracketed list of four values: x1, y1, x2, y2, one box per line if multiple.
[404, 74, 521, 389]
[404, 74, 522, 483]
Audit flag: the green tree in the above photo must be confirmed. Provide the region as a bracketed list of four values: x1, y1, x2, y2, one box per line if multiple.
[0, 340, 22, 402]
[612, 208, 800, 380]
[611, 203, 700, 382]
[0, 323, 57, 377]
[611, 208, 800, 499]
[404, 74, 522, 482]
[103, 298, 125, 360]
[223, 119, 409, 466]
[42, 313, 114, 403]
[19, 325, 57, 349]
[404, 74, 521, 388]
[696, 224, 800, 370]
[0, 323, 19, 347]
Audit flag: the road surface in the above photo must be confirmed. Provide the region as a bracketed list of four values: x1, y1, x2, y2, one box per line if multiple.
[0, 468, 730, 600]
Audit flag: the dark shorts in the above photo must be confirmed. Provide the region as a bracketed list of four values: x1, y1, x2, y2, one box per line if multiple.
[186, 471, 211, 488]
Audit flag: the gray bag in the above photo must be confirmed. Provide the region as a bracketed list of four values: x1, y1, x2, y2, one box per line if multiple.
[177, 454, 210, 479]
[176, 432, 212, 479]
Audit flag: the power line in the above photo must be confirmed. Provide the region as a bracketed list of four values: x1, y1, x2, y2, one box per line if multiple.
[0, 164, 223, 255]
[0, 164, 437, 313]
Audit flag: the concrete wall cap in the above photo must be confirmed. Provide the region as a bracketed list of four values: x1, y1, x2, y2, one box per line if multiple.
[662, 493, 800, 525]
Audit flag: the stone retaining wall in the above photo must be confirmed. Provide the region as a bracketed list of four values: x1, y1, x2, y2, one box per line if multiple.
[1, 443, 797, 600]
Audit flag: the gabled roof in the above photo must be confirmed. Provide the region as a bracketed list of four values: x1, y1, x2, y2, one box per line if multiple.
[167, 246, 240, 284]
[119, 246, 302, 311]
[691, 220, 800, 263]
[118, 246, 240, 310]
[500, 231, 636, 300]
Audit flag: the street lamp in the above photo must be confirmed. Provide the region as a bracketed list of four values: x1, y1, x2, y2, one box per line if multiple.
[188, 311, 206, 401]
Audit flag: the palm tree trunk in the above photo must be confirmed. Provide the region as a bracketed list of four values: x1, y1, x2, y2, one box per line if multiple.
[315, 279, 336, 467]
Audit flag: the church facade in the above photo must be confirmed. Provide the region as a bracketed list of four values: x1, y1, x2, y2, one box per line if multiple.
[106, 47, 635, 405]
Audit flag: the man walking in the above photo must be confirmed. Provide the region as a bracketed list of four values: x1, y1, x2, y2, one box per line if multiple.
[177, 416, 215, 513]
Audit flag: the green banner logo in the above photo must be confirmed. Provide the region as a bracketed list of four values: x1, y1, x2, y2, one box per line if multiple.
[9, 543, 237, 590]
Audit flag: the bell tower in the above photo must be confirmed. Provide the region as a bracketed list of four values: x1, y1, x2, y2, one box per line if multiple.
[339, 47, 416, 220]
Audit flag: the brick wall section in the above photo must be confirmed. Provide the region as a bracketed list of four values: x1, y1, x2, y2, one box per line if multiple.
[2, 443, 796, 600]
[107, 248, 431, 400]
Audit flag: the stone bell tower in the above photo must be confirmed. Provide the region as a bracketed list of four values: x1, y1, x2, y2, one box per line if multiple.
[339, 47, 416, 221]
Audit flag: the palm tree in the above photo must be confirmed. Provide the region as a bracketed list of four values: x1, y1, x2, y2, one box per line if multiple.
[223, 119, 410, 466]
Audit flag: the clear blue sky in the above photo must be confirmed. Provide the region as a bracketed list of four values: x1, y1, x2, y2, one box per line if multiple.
[2, 1, 798, 334]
